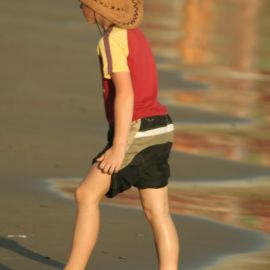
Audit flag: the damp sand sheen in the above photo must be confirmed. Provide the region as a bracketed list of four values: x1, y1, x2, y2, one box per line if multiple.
[44, 175, 270, 270]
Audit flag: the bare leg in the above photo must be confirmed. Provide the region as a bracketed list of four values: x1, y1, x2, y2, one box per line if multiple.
[138, 186, 180, 270]
[64, 162, 112, 270]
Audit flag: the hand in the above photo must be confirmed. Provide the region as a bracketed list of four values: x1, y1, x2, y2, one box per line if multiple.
[96, 146, 126, 175]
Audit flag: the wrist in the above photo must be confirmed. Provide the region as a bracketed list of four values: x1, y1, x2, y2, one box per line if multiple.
[112, 141, 127, 151]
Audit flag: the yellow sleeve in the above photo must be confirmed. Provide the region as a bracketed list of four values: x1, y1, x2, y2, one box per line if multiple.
[97, 28, 130, 79]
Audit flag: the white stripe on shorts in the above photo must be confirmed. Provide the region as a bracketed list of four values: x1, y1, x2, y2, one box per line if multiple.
[134, 123, 175, 138]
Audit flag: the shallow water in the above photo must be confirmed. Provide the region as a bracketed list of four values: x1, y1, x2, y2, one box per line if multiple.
[140, 1, 270, 268]
[143, 0, 270, 167]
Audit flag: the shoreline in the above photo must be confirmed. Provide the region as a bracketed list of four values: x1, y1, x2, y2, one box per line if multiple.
[43, 175, 270, 233]
[42, 175, 270, 269]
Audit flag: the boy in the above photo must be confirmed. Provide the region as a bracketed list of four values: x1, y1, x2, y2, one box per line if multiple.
[64, 1, 180, 269]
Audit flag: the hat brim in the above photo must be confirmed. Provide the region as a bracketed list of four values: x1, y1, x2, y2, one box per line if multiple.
[80, 0, 144, 29]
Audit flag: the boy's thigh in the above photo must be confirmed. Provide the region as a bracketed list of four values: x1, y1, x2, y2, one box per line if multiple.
[77, 162, 112, 200]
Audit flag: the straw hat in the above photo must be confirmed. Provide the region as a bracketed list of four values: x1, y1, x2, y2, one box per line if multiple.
[80, 0, 144, 29]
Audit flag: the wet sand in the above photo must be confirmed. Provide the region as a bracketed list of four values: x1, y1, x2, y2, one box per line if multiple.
[1, 0, 270, 270]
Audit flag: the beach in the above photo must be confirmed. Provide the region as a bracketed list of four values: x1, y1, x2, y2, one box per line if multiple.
[1, 0, 270, 269]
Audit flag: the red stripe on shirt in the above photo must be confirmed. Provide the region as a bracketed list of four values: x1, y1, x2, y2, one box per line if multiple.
[103, 28, 113, 75]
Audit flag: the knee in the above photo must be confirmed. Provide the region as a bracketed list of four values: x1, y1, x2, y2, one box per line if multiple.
[143, 202, 170, 223]
[74, 184, 101, 205]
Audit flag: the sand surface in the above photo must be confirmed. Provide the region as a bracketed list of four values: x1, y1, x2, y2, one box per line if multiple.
[1, 1, 270, 270]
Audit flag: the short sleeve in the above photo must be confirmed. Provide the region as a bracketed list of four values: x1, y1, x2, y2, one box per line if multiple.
[97, 28, 130, 79]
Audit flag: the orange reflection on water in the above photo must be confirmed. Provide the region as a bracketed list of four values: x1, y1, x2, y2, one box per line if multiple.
[179, 0, 212, 64]
[160, 76, 270, 166]
[172, 128, 270, 167]
[160, 76, 268, 118]
[100, 180, 270, 234]
[48, 176, 270, 234]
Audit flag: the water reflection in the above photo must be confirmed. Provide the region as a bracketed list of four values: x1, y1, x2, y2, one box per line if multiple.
[160, 77, 270, 166]
[143, 0, 270, 167]
[179, 0, 212, 65]
[179, 0, 262, 68]
[45, 177, 270, 234]
[145, 0, 270, 70]
[103, 178, 270, 234]
[142, 3, 270, 268]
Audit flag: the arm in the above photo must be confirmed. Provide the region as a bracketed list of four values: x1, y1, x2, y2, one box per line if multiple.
[112, 71, 134, 150]
[96, 71, 134, 174]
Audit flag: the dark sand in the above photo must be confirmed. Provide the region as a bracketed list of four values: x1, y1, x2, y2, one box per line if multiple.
[1, 1, 270, 270]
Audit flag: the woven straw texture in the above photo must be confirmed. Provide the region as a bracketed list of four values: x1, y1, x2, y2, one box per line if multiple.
[80, 0, 143, 29]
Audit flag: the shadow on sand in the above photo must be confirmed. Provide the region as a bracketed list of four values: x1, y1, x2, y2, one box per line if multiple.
[0, 236, 64, 269]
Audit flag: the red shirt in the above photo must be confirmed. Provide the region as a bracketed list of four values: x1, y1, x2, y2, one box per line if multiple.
[97, 25, 168, 124]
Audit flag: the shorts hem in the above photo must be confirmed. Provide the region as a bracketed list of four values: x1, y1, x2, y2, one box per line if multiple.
[134, 181, 168, 190]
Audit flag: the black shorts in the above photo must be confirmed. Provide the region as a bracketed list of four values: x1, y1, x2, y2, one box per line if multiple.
[92, 114, 175, 198]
